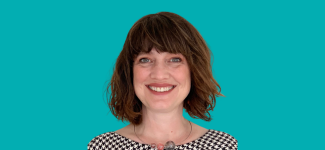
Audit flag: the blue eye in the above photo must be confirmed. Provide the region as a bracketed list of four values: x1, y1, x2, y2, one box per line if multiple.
[139, 58, 150, 63]
[170, 58, 181, 62]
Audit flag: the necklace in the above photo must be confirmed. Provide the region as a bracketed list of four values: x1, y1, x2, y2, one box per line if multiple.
[134, 120, 192, 150]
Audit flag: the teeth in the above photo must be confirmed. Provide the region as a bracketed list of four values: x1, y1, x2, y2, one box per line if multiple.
[148, 86, 174, 92]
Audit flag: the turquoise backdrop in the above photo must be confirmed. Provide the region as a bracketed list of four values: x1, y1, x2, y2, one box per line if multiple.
[1, 0, 324, 149]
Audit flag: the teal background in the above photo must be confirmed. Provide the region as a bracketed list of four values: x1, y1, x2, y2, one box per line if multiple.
[0, 0, 324, 149]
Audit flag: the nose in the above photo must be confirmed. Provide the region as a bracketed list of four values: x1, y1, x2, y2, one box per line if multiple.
[150, 61, 169, 80]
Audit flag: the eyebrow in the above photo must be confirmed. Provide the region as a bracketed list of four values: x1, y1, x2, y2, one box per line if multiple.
[137, 51, 184, 57]
[137, 52, 150, 56]
[138, 52, 148, 55]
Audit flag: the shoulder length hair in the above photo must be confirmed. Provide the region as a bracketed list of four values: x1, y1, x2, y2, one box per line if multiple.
[107, 12, 223, 125]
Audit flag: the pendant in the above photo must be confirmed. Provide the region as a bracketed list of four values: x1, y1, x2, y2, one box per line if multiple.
[150, 141, 175, 150]
[150, 143, 157, 150]
[165, 141, 176, 150]
[157, 143, 164, 150]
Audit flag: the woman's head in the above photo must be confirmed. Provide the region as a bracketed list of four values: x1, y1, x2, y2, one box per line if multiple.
[133, 48, 191, 113]
[108, 12, 223, 125]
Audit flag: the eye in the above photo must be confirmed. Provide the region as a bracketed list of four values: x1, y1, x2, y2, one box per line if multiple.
[139, 58, 151, 63]
[170, 58, 182, 62]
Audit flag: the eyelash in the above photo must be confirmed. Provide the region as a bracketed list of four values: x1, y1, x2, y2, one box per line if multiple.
[139, 58, 151, 63]
[170, 58, 182, 62]
[138, 57, 182, 63]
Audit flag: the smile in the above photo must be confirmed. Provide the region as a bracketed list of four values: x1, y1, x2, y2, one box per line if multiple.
[147, 85, 175, 92]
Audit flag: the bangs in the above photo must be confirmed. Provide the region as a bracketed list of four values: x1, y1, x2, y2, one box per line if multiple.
[127, 14, 192, 59]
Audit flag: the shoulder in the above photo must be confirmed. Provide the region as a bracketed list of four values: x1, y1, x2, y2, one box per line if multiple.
[204, 129, 238, 149]
[87, 130, 150, 150]
[87, 132, 119, 150]
[88, 124, 134, 146]
[206, 129, 237, 141]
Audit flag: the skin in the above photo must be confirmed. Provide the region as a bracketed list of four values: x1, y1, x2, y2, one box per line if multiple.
[116, 48, 208, 145]
[133, 48, 191, 113]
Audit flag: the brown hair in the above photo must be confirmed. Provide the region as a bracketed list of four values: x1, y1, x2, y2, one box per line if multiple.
[107, 12, 223, 125]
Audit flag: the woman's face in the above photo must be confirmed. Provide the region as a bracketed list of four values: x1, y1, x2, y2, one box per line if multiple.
[133, 48, 191, 112]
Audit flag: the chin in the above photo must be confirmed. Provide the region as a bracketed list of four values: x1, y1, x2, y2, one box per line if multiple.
[145, 100, 182, 112]
[147, 101, 170, 110]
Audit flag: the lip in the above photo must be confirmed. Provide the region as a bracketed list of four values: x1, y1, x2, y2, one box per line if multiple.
[145, 83, 176, 95]
[146, 83, 176, 87]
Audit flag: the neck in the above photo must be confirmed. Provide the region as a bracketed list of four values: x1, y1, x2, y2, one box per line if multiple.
[134, 104, 191, 145]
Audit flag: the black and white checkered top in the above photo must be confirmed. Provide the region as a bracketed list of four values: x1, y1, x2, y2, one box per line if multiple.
[88, 129, 238, 150]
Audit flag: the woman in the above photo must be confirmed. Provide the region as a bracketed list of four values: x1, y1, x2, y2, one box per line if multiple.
[88, 12, 238, 150]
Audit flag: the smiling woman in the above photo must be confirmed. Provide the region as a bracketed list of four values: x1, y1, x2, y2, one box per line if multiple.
[133, 49, 191, 112]
[88, 12, 238, 150]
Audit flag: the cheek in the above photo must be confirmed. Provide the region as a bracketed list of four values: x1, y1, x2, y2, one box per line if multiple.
[183, 71, 191, 96]
[133, 67, 148, 87]
[133, 67, 143, 99]
[174, 67, 191, 87]
[184, 73, 191, 89]
[133, 68, 141, 86]
[183, 68, 191, 90]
